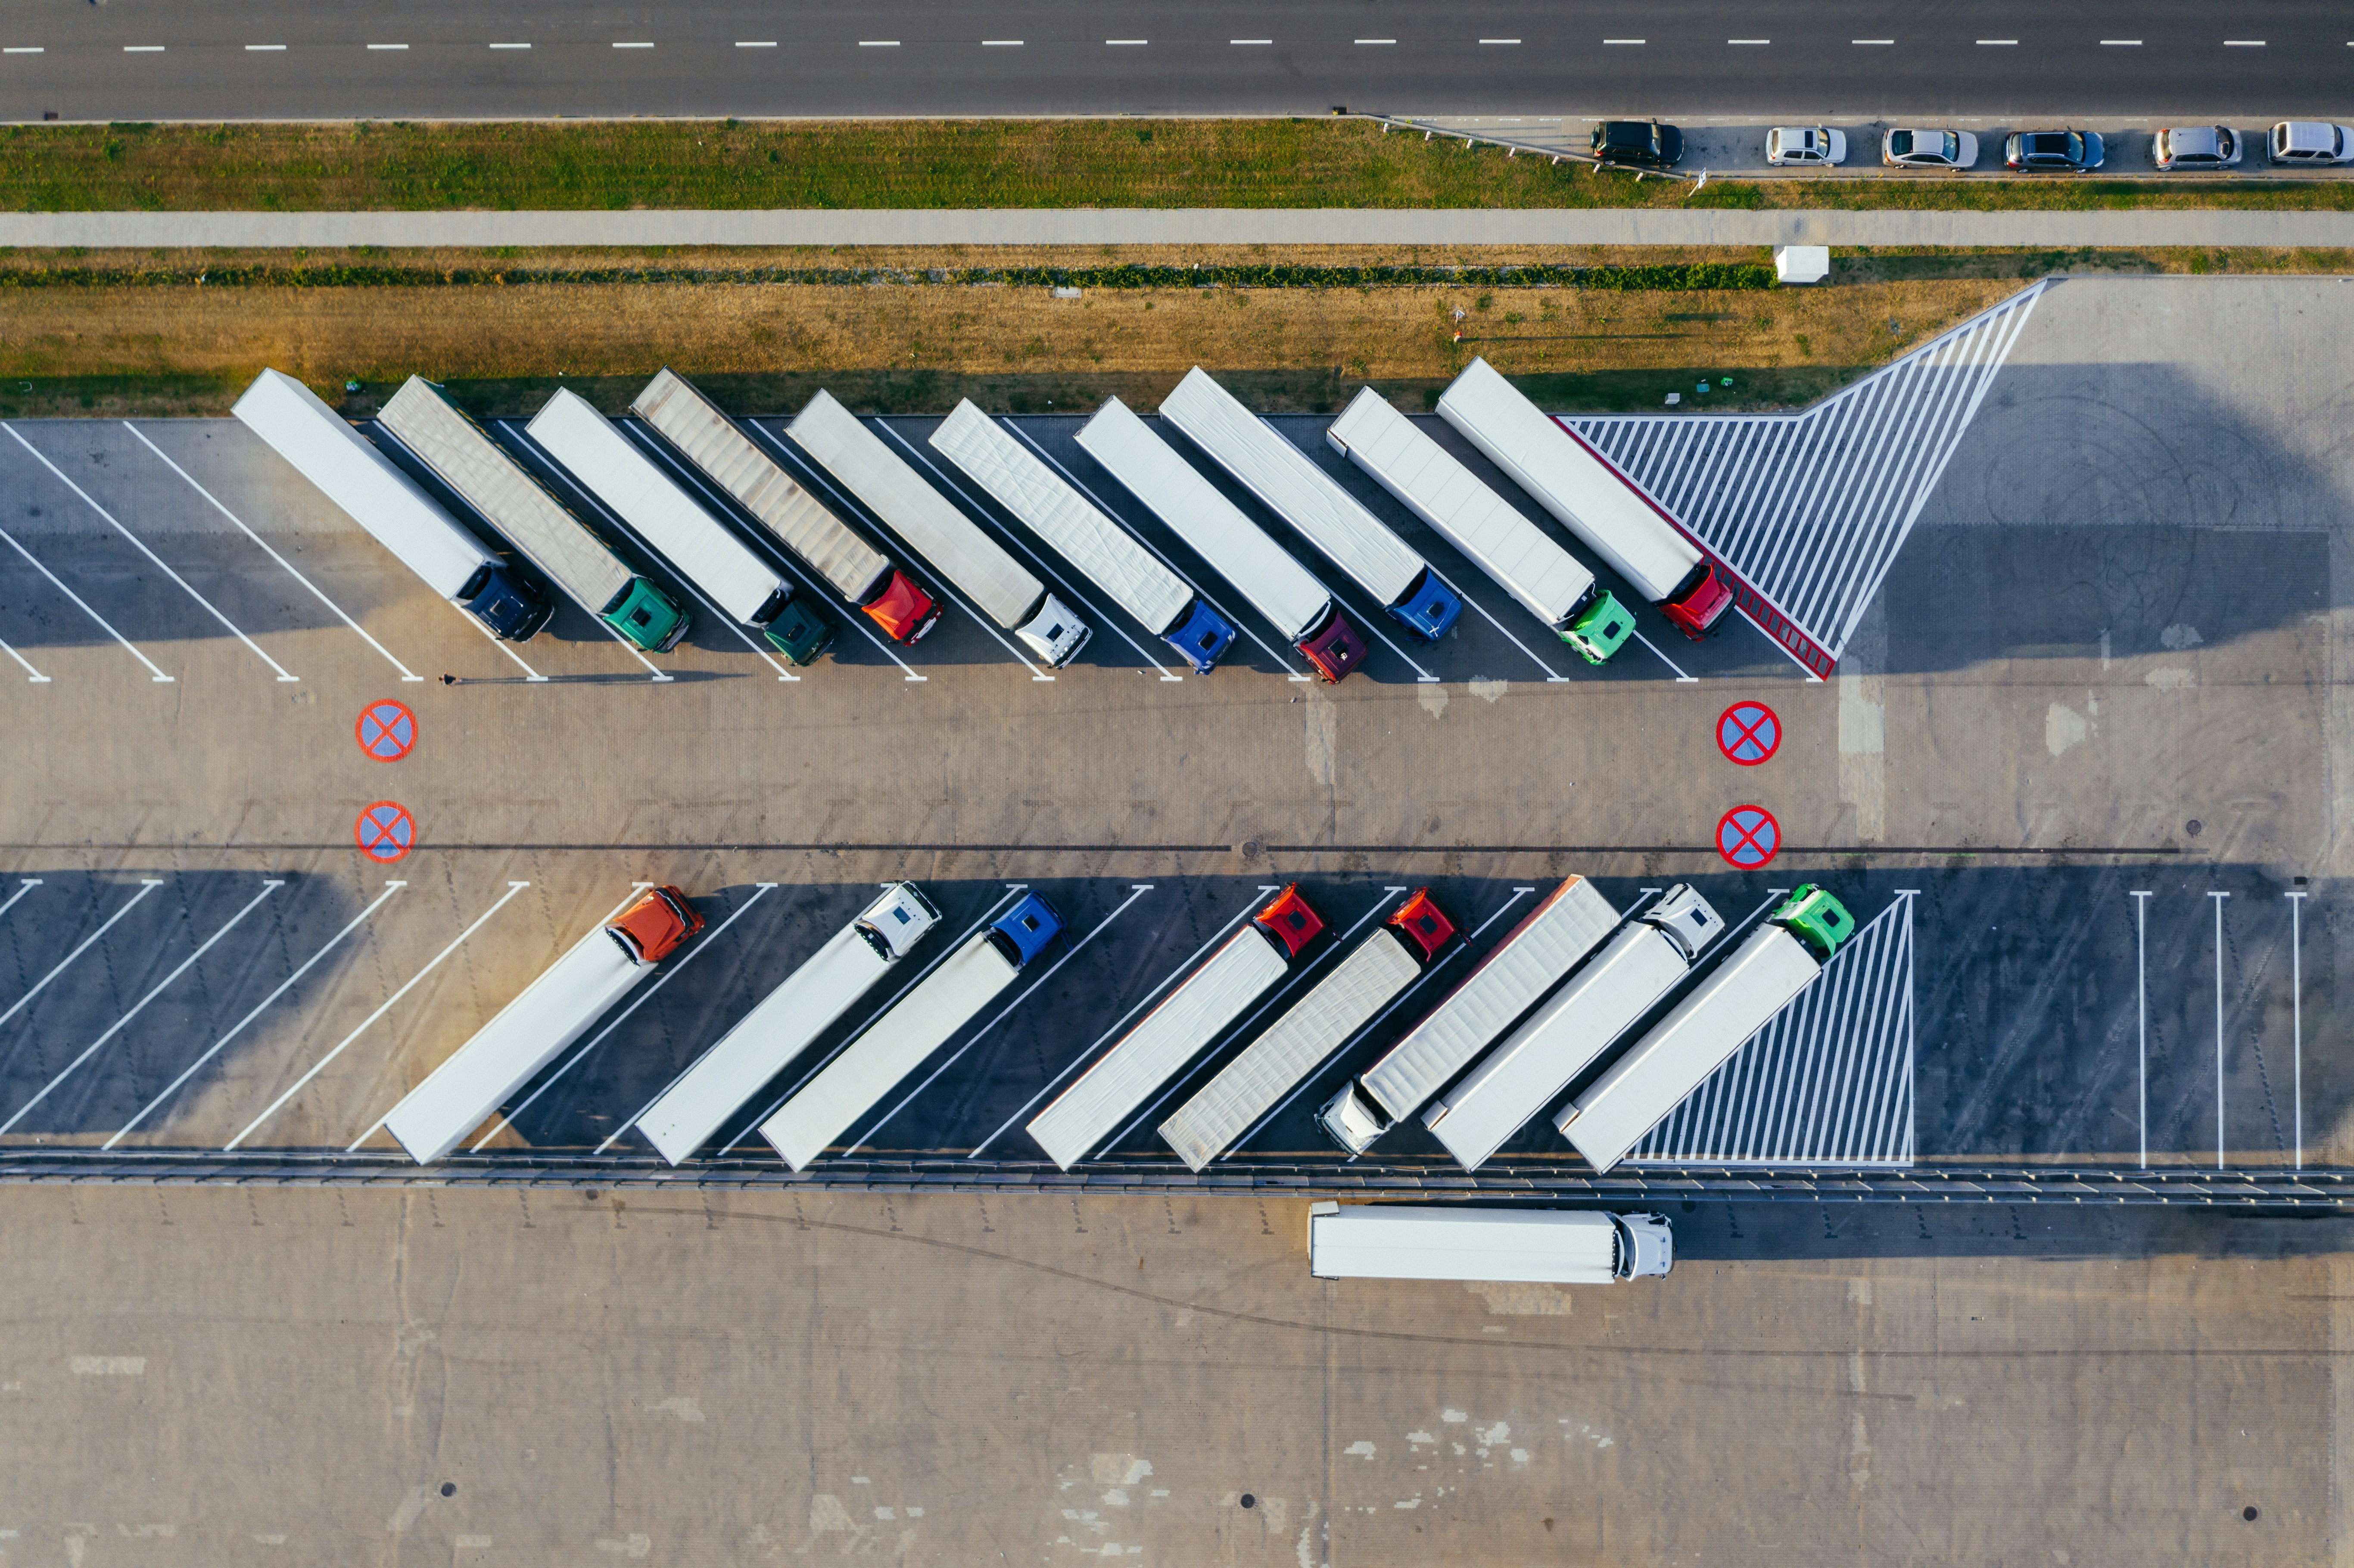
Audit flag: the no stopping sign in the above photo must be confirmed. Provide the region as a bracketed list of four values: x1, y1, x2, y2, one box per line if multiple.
[1717, 702, 1779, 766]
[1716, 805, 1780, 869]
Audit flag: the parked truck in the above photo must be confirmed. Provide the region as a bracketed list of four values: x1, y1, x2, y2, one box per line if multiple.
[1158, 367, 1464, 641]
[377, 376, 690, 652]
[1028, 886, 1324, 1169]
[630, 368, 941, 643]
[1308, 1202, 1673, 1283]
[232, 369, 554, 641]
[785, 390, 1091, 667]
[1557, 885, 1856, 1173]
[760, 893, 1065, 1170]
[1326, 386, 1634, 665]
[636, 884, 940, 1166]
[1159, 890, 1455, 1172]
[1319, 876, 1619, 1154]
[928, 399, 1238, 672]
[1435, 358, 1734, 639]
[525, 388, 835, 664]
[383, 887, 703, 1164]
[1077, 398, 1369, 683]
[1423, 885, 1724, 1171]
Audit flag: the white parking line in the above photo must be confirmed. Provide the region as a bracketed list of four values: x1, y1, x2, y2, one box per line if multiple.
[0, 632, 47, 683]
[0, 880, 39, 923]
[469, 883, 778, 1153]
[2209, 889, 2228, 1169]
[0, 880, 165, 1036]
[1627, 625, 1698, 681]
[2287, 889, 2307, 1169]
[124, 423, 425, 682]
[0, 517, 173, 680]
[971, 886, 1275, 1161]
[5, 424, 301, 682]
[1445, 576, 1569, 681]
[0, 880, 283, 1136]
[2130, 888, 2150, 1168]
[852, 883, 1155, 1155]
[105, 880, 406, 1148]
[225, 880, 530, 1151]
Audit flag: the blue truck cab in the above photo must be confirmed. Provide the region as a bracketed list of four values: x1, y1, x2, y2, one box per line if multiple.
[1387, 569, 1464, 641]
[458, 560, 555, 641]
[987, 893, 1065, 968]
[1164, 598, 1239, 673]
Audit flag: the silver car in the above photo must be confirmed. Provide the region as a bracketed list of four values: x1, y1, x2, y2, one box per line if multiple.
[2152, 126, 2240, 171]
[1766, 126, 1847, 166]
[2270, 121, 2354, 165]
[1883, 128, 1977, 169]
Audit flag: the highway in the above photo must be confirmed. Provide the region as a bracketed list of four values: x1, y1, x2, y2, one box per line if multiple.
[1, 0, 2349, 122]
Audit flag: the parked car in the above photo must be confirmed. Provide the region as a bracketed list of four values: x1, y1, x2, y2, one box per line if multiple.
[2270, 121, 2354, 165]
[1766, 126, 1846, 166]
[1882, 128, 1977, 169]
[2005, 129, 2104, 171]
[1590, 120, 1683, 170]
[2152, 126, 2240, 171]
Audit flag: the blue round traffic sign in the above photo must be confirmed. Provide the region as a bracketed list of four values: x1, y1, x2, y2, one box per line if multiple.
[1717, 702, 1780, 766]
[1716, 805, 1780, 869]
[355, 801, 415, 864]
[357, 700, 417, 762]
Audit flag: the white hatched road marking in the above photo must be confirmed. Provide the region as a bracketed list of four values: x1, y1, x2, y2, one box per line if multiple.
[0, 880, 164, 1036]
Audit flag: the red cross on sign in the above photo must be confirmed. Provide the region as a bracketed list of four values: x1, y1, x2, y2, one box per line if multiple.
[356, 700, 417, 762]
[1717, 701, 1779, 766]
[355, 801, 415, 864]
[1716, 805, 1780, 869]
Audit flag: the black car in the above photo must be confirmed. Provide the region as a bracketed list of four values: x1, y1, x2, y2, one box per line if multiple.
[1590, 120, 1684, 170]
[2004, 129, 2104, 171]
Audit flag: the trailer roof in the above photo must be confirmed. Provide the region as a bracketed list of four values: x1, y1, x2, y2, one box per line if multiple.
[1309, 1205, 1622, 1284]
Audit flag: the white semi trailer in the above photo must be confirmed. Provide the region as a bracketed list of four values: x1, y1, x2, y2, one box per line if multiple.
[1158, 890, 1455, 1172]
[1434, 357, 1733, 639]
[635, 884, 940, 1165]
[1319, 876, 1619, 1154]
[1158, 367, 1464, 641]
[1308, 1203, 1673, 1283]
[524, 388, 836, 664]
[928, 399, 1238, 672]
[760, 893, 1065, 1170]
[786, 390, 1092, 667]
[1557, 885, 1856, 1173]
[1423, 885, 1725, 1171]
[382, 887, 702, 1164]
[232, 368, 553, 641]
[1077, 398, 1370, 683]
[1027, 886, 1324, 1170]
[1325, 386, 1635, 665]
[377, 376, 691, 652]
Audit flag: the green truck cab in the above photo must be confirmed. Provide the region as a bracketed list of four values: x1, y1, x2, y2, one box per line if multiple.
[1772, 885, 1856, 962]
[1562, 587, 1636, 665]
[601, 577, 691, 653]
[760, 592, 838, 665]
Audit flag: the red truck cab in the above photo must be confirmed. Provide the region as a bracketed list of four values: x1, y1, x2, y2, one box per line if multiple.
[1660, 561, 1735, 639]
[863, 569, 943, 643]
[1297, 608, 1370, 683]
[1253, 884, 1326, 959]
[606, 886, 704, 964]
[1386, 888, 1458, 963]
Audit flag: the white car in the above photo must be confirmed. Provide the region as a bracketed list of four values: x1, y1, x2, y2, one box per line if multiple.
[1882, 128, 1977, 169]
[2152, 126, 2240, 171]
[2270, 121, 2354, 165]
[1766, 126, 1846, 166]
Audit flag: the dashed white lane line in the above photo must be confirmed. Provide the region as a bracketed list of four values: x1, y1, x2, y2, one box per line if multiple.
[245, 45, 286, 52]
[1231, 39, 1273, 45]
[1728, 38, 1770, 44]
[105, 880, 408, 1149]
[2100, 39, 2142, 45]
[123, 46, 164, 53]
[367, 43, 408, 50]
[613, 41, 654, 49]
[737, 41, 777, 48]
[0, 880, 164, 1037]
[3, 47, 44, 55]
[983, 40, 1023, 46]
[1853, 38, 1895, 44]
[0, 880, 284, 1138]
[1356, 38, 1397, 45]
[124, 421, 425, 683]
[488, 42, 531, 50]
[859, 40, 900, 47]
[0, 517, 172, 681]
[1604, 38, 1646, 45]
[1976, 38, 2018, 45]
[1479, 39, 1521, 45]
[5, 423, 301, 684]
[1106, 39, 1147, 46]
[2223, 39, 2265, 46]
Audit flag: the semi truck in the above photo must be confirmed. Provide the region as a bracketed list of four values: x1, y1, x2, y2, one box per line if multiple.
[1325, 387, 1634, 666]
[1319, 877, 1620, 1155]
[1423, 885, 1725, 1172]
[927, 400, 1238, 673]
[525, 388, 836, 664]
[1308, 1203, 1673, 1283]
[232, 369, 554, 641]
[760, 893, 1065, 1170]
[785, 390, 1092, 667]
[1557, 885, 1856, 1173]
[377, 377, 690, 652]
[630, 368, 941, 644]
[1158, 890, 1455, 1172]
[1435, 358, 1734, 639]
[1077, 398, 1369, 683]
[636, 884, 940, 1166]
[383, 887, 703, 1164]
[1027, 886, 1324, 1169]
[1158, 367, 1464, 641]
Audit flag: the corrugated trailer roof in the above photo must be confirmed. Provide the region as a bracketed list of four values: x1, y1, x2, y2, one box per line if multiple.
[1309, 1205, 1622, 1284]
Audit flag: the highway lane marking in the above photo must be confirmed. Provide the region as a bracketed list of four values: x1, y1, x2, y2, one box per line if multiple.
[0, 880, 165, 1037]
[859, 40, 900, 47]
[1356, 39, 1397, 45]
[1728, 39, 1769, 45]
[1106, 40, 1148, 46]
[3, 48, 44, 55]
[2223, 40, 2265, 46]
[1479, 39, 1521, 46]
[0, 880, 283, 1137]
[1977, 39, 2018, 45]
[1604, 39, 1646, 45]
[367, 44, 409, 50]
[736, 41, 777, 48]
[105, 880, 406, 1148]
[1231, 39, 1273, 45]
[472, 882, 777, 1154]
[5, 424, 306, 681]
[2101, 39, 2142, 45]
[489, 43, 531, 50]
[1853, 39, 1895, 45]
[123, 46, 164, 53]
[245, 45, 286, 52]
[125, 421, 426, 683]
[983, 40, 1023, 47]
[0, 517, 173, 681]
[612, 42, 654, 49]
[0, 634, 47, 683]
[228, 880, 531, 1151]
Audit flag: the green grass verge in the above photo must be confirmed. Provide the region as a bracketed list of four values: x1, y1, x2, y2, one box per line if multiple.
[5, 120, 2352, 213]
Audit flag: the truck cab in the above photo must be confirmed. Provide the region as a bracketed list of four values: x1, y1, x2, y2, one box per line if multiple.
[1298, 608, 1369, 683]
[1254, 884, 1326, 959]
[988, 893, 1065, 968]
[754, 586, 838, 665]
[855, 883, 943, 961]
[1318, 1084, 1389, 1154]
[1772, 884, 1856, 961]
[1387, 888, 1457, 963]
[1561, 586, 1634, 665]
[1660, 561, 1734, 638]
[605, 886, 705, 964]
[1165, 599, 1239, 673]
[863, 570, 942, 643]
[1641, 884, 1725, 961]
[1389, 570, 1465, 641]
[459, 560, 556, 641]
[601, 577, 693, 653]
[1015, 594, 1093, 667]
[1613, 1212, 1675, 1278]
